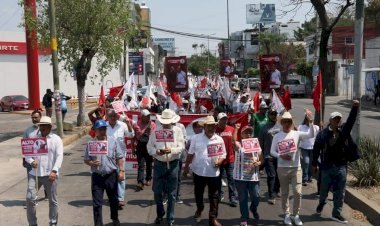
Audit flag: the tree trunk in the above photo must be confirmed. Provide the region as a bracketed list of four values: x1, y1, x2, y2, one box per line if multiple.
[318, 28, 331, 125]
[76, 77, 86, 126]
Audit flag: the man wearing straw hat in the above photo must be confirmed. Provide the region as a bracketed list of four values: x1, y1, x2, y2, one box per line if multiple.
[184, 116, 226, 226]
[147, 109, 185, 226]
[25, 116, 63, 226]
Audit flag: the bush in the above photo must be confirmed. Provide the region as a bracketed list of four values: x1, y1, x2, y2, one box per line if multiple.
[348, 137, 380, 187]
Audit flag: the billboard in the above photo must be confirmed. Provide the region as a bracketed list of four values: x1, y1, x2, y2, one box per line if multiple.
[153, 38, 175, 52]
[165, 56, 188, 92]
[246, 4, 276, 25]
[129, 52, 144, 75]
[220, 58, 234, 77]
[259, 54, 282, 92]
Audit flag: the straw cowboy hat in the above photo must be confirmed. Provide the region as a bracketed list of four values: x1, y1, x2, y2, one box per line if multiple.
[37, 116, 52, 125]
[199, 115, 218, 126]
[157, 109, 180, 125]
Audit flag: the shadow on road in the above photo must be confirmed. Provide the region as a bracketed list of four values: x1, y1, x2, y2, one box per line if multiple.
[0, 199, 24, 207]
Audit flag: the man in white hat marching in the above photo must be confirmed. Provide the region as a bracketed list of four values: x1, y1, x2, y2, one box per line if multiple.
[184, 116, 226, 226]
[25, 116, 63, 226]
[147, 109, 185, 226]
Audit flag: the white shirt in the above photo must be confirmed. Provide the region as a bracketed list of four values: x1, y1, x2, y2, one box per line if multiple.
[270, 69, 281, 85]
[107, 121, 134, 153]
[177, 71, 187, 85]
[229, 93, 240, 108]
[24, 125, 40, 138]
[297, 124, 319, 149]
[147, 125, 185, 162]
[237, 102, 251, 113]
[25, 133, 64, 176]
[270, 127, 314, 168]
[188, 132, 226, 177]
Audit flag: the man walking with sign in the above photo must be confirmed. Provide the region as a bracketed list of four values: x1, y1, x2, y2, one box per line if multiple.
[106, 109, 134, 209]
[270, 111, 314, 226]
[24, 116, 63, 226]
[184, 116, 226, 226]
[147, 109, 184, 226]
[84, 120, 125, 226]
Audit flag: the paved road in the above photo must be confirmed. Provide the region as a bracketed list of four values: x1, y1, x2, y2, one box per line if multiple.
[0, 136, 371, 226]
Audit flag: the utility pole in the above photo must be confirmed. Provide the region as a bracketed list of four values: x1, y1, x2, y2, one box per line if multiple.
[227, 0, 231, 58]
[352, 0, 365, 143]
[48, 0, 63, 137]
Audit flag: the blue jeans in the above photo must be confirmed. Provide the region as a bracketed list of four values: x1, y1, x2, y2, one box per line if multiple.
[117, 158, 126, 201]
[264, 158, 280, 199]
[235, 180, 260, 221]
[319, 166, 347, 217]
[153, 159, 179, 222]
[219, 163, 237, 202]
[301, 148, 313, 183]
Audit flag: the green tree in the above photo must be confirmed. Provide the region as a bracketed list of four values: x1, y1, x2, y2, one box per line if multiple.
[294, 17, 318, 41]
[259, 32, 287, 55]
[188, 50, 219, 75]
[22, 0, 137, 125]
[365, 0, 380, 23]
[192, 43, 198, 55]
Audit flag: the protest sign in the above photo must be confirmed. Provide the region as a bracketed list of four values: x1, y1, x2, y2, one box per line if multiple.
[21, 138, 48, 156]
[111, 101, 128, 113]
[88, 141, 108, 156]
[207, 143, 224, 157]
[277, 139, 296, 155]
[241, 138, 261, 153]
[155, 129, 174, 143]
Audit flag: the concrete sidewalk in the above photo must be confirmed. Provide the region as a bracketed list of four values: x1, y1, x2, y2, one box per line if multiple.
[0, 135, 371, 226]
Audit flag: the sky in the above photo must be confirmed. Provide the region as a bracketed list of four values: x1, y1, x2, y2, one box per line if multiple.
[0, 0, 313, 56]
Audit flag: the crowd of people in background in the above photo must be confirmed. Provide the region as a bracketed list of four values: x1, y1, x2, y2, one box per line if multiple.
[23, 77, 361, 226]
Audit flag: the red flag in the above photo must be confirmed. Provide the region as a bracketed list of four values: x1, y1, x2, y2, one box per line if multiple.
[98, 85, 105, 107]
[253, 92, 260, 113]
[282, 88, 292, 111]
[109, 85, 124, 98]
[170, 92, 183, 107]
[312, 72, 322, 113]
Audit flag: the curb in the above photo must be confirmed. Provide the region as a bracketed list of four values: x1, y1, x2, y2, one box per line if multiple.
[338, 100, 380, 112]
[62, 126, 91, 146]
[345, 187, 380, 224]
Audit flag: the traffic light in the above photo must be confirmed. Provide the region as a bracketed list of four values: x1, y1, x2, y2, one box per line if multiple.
[138, 64, 143, 73]
[251, 33, 259, 45]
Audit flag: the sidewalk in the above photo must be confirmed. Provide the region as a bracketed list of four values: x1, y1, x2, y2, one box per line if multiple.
[326, 96, 380, 112]
[0, 136, 371, 226]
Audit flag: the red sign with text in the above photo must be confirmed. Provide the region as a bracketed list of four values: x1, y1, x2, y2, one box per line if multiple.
[88, 141, 108, 156]
[207, 143, 224, 157]
[241, 138, 261, 153]
[21, 138, 48, 156]
[155, 129, 174, 142]
[277, 139, 296, 155]
[0, 41, 50, 55]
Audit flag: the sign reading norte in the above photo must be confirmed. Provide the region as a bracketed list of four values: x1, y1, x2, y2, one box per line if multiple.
[153, 38, 175, 52]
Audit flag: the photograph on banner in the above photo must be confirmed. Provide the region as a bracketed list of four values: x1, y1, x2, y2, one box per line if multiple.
[165, 56, 188, 92]
[88, 141, 108, 156]
[111, 100, 127, 113]
[234, 150, 260, 181]
[259, 54, 282, 92]
[155, 129, 174, 143]
[220, 58, 234, 77]
[241, 138, 261, 153]
[277, 138, 296, 155]
[207, 143, 224, 157]
[21, 137, 48, 156]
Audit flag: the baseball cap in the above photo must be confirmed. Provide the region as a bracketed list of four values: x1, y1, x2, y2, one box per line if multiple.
[141, 109, 151, 116]
[217, 112, 228, 121]
[94, 120, 107, 129]
[330, 112, 342, 119]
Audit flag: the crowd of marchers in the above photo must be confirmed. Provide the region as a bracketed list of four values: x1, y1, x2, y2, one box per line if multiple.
[22, 90, 360, 226]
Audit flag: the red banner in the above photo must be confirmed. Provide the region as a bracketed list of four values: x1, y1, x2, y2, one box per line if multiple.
[0, 41, 50, 55]
[220, 58, 234, 77]
[259, 54, 282, 92]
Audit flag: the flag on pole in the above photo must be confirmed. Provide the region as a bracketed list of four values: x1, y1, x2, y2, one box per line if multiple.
[253, 91, 260, 113]
[282, 88, 292, 111]
[98, 85, 105, 107]
[271, 89, 285, 114]
[312, 72, 322, 113]
[123, 73, 136, 101]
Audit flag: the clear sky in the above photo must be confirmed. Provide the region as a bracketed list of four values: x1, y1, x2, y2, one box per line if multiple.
[0, 0, 313, 56]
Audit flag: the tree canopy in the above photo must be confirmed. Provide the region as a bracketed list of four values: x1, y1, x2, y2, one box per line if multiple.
[188, 50, 219, 76]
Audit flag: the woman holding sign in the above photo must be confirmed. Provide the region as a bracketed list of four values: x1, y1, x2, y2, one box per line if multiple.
[270, 110, 314, 226]
[232, 125, 263, 226]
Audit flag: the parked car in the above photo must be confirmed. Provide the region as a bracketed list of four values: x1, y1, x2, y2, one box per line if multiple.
[248, 78, 261, 89]
[283, 79, 306, 97]
[0, 95, 29, 112]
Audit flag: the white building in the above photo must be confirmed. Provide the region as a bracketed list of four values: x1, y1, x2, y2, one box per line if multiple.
[0, 31, 130, 99]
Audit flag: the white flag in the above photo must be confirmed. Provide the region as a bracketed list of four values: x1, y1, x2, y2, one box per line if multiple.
[271, 89, 285, 114]
[145, 80, 157, 106]
[123, 73, 136, 101]
[157, 80, 166, 103]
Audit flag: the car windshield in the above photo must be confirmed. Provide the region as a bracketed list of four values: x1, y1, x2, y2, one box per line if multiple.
[13, 95, 28, 101]
[285, 80, 299, 85]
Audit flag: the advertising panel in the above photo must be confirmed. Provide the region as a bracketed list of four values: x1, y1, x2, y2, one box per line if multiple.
[246, 4, 276, 25]
[220, 58, 234, 77]
[259, 54, 282, 92]
[165, 56, 188, 92]
[129, 52, 144, 75]
[153, 38, 175, 52]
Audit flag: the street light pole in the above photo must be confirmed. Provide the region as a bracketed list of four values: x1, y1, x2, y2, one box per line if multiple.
[207, 33, 216, 69]
[48, 0, 63, 137]
[227, 0, 230, 58]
